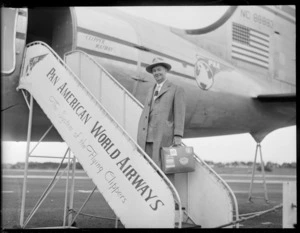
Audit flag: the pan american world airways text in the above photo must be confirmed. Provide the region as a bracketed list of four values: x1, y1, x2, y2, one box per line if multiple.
[46, 67, 165, 211]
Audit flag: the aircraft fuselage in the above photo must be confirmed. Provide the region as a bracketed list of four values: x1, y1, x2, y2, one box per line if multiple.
[1, 7, 295, 142]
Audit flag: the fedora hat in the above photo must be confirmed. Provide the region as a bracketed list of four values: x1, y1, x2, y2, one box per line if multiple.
[146, 57, 172, 73]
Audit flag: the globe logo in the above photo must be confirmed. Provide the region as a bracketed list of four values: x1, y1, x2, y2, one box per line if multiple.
[194, 59, 214, 90]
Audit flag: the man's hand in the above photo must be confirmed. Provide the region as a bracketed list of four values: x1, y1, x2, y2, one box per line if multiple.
[173, 136, 182, 146]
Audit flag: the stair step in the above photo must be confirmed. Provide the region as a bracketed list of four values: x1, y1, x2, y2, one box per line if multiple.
[19, 42, 179, 228]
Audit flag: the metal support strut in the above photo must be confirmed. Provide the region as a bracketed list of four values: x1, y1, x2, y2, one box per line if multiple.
[19, 90, 76, 229]
[248, 143, 269, 203]
[20, 94, 34, 228]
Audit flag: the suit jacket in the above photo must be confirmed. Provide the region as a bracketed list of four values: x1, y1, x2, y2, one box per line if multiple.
[137, 79, 186, 168]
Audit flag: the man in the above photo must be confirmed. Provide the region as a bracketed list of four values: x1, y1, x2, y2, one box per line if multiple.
[137, 57, 186, 183]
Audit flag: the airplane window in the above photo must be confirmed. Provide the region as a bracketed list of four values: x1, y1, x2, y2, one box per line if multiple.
[1, 8, 18, 74]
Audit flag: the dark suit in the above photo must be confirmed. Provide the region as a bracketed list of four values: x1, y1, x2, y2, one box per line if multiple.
[137, 79, 186, 169]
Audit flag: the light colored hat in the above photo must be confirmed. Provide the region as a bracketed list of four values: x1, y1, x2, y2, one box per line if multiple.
[146, 57, 172, 73]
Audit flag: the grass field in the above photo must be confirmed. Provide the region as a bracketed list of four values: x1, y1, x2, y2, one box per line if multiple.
[1, 167, 296, 229]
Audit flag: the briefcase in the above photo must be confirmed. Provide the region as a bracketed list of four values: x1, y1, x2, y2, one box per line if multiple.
[161, 145, 195, 174]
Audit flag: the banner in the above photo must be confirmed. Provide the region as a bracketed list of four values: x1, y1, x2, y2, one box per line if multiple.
[18, 43, 175, 228]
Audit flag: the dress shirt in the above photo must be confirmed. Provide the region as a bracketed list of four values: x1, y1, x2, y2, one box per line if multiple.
[154, 79, 167, 99]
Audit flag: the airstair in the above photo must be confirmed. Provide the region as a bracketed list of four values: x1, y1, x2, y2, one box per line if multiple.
[17, 41, 239, 228]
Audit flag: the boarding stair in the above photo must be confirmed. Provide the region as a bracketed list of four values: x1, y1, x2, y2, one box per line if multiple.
[18, 41, 239, 228]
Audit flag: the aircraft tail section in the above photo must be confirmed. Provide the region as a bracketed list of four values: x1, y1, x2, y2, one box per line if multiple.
[17, 41, 179, 228]
[173, 5, 295, 91]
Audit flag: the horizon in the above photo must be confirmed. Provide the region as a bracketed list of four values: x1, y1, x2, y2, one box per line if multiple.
[2, 159, 296, 166]
[2, 126, 296, 165]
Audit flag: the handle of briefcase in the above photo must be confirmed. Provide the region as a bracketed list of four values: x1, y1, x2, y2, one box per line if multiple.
[170, 143, 183, 148]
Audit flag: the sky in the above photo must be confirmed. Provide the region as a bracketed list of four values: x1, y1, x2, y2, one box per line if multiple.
[1, 6, 296, 165]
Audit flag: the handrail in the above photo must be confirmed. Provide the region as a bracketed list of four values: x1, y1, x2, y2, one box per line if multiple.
[64, 50, 144, 109]
[183, 141, 240, 227]
[64, 49, 239, 227]
[64, 49, 183, 227]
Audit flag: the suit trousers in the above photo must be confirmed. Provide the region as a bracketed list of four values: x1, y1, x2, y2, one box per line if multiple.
[145, 142, 175, 185]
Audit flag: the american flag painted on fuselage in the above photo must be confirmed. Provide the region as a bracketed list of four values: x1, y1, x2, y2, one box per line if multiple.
[232, 22, 269, 69]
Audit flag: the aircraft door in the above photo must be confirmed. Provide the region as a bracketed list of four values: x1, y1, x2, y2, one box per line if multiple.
[1, 8, 17, 74]
[1, 8, 30, 140]
[1, 8, 28, 113]
[1, 8, 28, 75]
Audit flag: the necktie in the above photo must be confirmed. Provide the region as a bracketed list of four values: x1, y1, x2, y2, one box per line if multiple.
[154, 84, 160, 97]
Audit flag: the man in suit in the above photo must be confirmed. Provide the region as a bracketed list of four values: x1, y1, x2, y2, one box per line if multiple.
[137, 57, 186, 183]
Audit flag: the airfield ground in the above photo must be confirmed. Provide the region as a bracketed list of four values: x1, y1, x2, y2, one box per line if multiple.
[2, 167, 296, 229]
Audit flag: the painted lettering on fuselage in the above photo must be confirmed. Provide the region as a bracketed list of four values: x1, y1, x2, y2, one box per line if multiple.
[239, 9, 273, 29]
[84, 34, 114, 53]
[194, 56, 233, 91]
